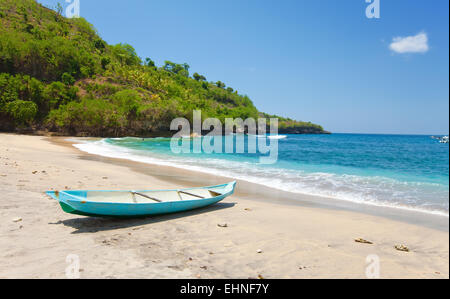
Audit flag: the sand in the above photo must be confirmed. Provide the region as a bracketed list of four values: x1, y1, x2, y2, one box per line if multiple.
[0, 133, 448, 279]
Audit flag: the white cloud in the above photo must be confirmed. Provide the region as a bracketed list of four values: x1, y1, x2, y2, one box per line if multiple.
[389, 32, 429, 54]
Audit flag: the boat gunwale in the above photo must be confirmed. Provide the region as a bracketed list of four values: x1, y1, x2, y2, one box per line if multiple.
[49, 181, 236, 206]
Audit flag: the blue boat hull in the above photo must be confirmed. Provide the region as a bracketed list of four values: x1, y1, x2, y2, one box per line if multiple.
[46, 182, 236, 217]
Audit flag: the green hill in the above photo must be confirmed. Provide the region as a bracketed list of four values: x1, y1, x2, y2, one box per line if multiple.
[0, 0, 329, 136]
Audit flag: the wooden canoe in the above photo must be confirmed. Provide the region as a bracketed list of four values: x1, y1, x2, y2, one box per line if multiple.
[46, 181, 236, 217]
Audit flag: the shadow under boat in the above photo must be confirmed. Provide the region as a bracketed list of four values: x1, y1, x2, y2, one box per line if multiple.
[49, 202, 236, 234]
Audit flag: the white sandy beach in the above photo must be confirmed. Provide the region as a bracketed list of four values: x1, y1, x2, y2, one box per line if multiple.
[0, 133, 448, 278]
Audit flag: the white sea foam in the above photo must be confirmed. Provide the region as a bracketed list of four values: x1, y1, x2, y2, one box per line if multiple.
[267, 135, 287, 140]
[250, 134, 287, 140]
[72, 138, 449, 217]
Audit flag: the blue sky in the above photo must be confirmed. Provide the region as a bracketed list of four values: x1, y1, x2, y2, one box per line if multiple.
[37, 0, 449, 134]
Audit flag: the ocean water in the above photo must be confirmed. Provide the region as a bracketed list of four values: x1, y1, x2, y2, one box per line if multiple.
[73, 134, 449, 216]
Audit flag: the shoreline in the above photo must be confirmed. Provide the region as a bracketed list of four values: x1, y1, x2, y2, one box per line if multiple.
[62, 136, 449, 231]
[1, 133, 448, 278]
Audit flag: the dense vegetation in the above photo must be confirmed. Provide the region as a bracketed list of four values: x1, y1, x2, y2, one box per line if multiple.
[0, 0, 328, 136]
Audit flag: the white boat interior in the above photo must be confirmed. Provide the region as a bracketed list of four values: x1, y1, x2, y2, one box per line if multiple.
[67, 189, 223, 204]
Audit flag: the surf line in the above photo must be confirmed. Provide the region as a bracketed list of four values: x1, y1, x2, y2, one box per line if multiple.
[170, 110, 280, 164]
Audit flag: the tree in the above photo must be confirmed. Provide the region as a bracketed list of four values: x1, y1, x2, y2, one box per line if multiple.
[111, 43, 142, 66]
[101, 57, 111, 70]
[145, 58, 156, 68]
[42, 82, 77, 111]
[61, 73, 75, 85]
[6, 100, 37, 125]
[216, 81, 226, 89]
[163, 61, 189, 77]
[182, 63, 190, 71]
[56, 3, 63, 16]
[193, 72, 206, 81]
[111, 89, 141, 117]
[94, 39, 106, 51]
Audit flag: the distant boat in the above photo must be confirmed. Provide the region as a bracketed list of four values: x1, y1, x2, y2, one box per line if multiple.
[46, 182, 236, 217]
[432, 135, 449, 143]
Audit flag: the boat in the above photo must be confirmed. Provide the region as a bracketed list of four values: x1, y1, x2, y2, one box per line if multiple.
[431, 135, 449, 143]
[46, 181, 236, 217]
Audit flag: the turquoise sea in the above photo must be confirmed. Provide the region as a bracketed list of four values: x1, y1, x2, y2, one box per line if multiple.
[74, 134, 449, 216]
